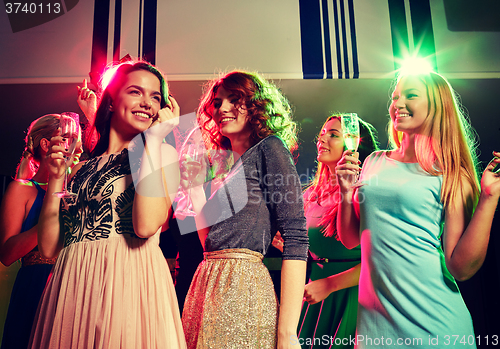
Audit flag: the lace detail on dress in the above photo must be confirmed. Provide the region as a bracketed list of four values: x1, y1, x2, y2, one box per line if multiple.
[115, 183, 135, 235]
[62, 149, 137, 247]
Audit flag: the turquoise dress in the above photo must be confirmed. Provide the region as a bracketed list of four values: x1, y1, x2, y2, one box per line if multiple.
[298, 192, 360, 349]
[356, 151, 475, 348]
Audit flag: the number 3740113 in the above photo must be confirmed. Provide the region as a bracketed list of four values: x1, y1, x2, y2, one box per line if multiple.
[5, 3, 61, 14]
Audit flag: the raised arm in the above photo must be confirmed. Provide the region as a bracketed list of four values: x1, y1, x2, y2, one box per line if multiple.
[177, 142, 212, 249]
[77, 79, 97, 125]
[336, 151, 362, 249]
[191, 185, 210, 249]
[443, 153, 500, 281]
[133, 97, 180, 238]
[38, 137, 78, 258]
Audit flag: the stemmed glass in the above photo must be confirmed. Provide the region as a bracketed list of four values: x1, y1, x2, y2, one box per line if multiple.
[341, 113, 360, 152]
[176, 143, 205, 217]
[53, 113, 80, 199]
[341, 113, 361, 186]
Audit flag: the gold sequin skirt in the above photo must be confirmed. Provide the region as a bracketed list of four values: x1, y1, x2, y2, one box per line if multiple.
[182, 248, 278, 349]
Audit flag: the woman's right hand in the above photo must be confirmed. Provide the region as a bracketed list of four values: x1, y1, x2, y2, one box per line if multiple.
[46, 134, 71, 180]
[179, 153, 206, 191]
[335, 150, 361, 193]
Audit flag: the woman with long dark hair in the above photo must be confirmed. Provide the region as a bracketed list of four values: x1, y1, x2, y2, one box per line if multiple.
[29, 60, 186, 348]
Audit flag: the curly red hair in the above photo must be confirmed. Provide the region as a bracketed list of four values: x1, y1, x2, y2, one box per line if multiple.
[197, 71, 298, 154]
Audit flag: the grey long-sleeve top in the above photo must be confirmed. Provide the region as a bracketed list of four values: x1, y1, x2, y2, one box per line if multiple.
[202, 135, 309, 261]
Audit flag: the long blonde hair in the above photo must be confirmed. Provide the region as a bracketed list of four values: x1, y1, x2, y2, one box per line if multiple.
[388, 72, 480, 214]
[16, 114, 60, 179]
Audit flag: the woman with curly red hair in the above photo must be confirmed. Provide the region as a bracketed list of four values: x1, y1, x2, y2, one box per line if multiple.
[180, 71, 308, 349]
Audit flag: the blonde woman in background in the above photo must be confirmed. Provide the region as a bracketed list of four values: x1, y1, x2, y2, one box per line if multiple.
[0, 114, 71, 349]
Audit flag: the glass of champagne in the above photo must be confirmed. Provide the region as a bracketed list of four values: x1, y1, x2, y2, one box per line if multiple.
[177, 143, 205, 217]
[53, 113, 80, 199]
[341, 113, 360, 152]
[341, 113, 361, 186]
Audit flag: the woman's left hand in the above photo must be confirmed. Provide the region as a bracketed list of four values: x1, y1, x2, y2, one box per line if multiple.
[272, 232, 284, 252]
[303, 278, 332, 305]
[147, 95, 180, 140]
[481, 151, 500, 198]
[77, 79, 97, 123]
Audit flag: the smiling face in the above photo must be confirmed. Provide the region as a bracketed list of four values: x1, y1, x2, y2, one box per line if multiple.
[317, 117, 344, 166]
[110, 69, 162, 137]
[211, 86, 252, 142]
[390, 75, 429, 135]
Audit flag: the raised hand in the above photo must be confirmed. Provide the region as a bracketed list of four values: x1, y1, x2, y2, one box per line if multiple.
[77, 79, 97, 123]
[481, 151, 500, 198]
[335, 150, 361, 193]
[45, 133, 71, 180]
[146, 95, 180, 141]
[179, 149, 206, 191]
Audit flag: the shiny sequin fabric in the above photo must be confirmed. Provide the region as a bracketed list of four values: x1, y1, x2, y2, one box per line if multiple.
[182, 249, 278, 348]
[22, 250, 57, 266]
[182, 136, 308, 348]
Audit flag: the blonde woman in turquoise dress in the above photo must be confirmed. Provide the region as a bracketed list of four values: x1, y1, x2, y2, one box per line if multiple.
[337, 71, 500, 348]
[274, 114, 378, 348]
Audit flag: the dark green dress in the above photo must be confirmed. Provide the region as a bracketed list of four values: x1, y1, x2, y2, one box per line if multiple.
[297, 221, 360, 348]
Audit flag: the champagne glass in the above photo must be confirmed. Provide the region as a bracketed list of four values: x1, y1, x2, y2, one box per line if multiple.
[53, 114, 80, 199]
[341, 113, 360, 152]
[177, 143, 205, 217]
[341, 113, 361, 186]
